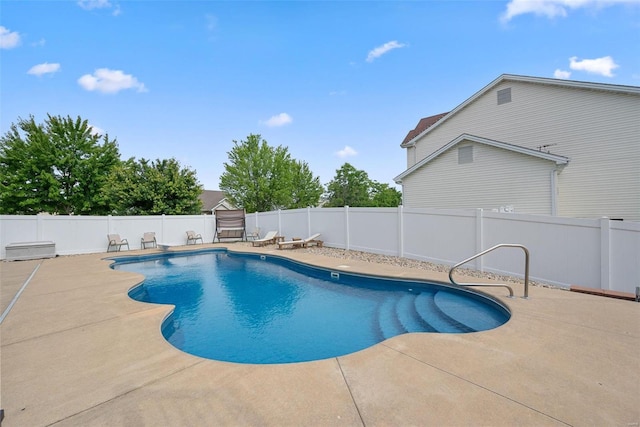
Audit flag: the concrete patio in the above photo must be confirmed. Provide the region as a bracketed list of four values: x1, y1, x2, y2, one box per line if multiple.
[1, 244, 638, 426]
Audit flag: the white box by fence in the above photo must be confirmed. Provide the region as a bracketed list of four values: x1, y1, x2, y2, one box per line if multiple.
[5, 241, 56, 261]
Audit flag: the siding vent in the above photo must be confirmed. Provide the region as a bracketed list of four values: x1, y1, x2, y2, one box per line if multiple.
[497, 88, 512, 105]
[458, 146, 473, 164]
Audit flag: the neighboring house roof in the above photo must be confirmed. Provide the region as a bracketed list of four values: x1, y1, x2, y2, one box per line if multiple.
[400, 74, 640, 148]
[199, 190, 233, 213]
[401, 112, 449, 146]
[394, 134, 569, 184]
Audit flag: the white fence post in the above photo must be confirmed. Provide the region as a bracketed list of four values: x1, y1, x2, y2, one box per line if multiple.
[37, 213, 44, 241]
[344, 206, 350, 251]
[476, 208, 484, 271]
[0, 215, 4, 257]
[600, 217, 611, 291]
[307, 207, 311, 237]
[278, 210, 282, 235]
[162, 214, 166, 243]
[398, 205, 404, 258]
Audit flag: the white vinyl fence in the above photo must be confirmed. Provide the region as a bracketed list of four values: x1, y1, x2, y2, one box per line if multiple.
[2, 208, 639, 294]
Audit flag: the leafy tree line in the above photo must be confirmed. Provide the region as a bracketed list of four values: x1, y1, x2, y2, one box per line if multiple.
[220, 134, 401, 212]
[0, 115, 202, 215]
[0, 116, 400, 216]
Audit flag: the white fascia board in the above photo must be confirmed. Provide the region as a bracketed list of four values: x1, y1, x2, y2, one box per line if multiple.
[394, 134, 570, 184]
[402, 74, 640, 148]
[503, 74, 640, 95]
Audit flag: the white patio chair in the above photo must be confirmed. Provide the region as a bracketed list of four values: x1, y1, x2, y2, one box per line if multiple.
[107, 234, 130, 252]
[141, 232, 157, 249]
[186, 230, 203, 245]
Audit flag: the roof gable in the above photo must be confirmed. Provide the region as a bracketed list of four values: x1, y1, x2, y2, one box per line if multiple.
[401, 74, 640, 148]
[394, 134, 569, 183]
[401, 112, 449, 146]
[199, 190, 227, 212]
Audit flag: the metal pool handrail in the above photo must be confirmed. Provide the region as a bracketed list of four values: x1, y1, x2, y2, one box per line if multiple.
[448, 244, 530, 299]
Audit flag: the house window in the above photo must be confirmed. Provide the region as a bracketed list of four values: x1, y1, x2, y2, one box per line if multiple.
[458, 145, 473, 164]
[497, 87, 511, 105]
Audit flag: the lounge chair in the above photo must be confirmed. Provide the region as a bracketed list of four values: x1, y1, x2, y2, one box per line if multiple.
[246, 227, 261, 241]
[141, 232, 157, 249]
[251, 230, 279, 247]
[107, 234, 130, 252]
[186, 230, 203, 245]
[277, 233, 322, 250]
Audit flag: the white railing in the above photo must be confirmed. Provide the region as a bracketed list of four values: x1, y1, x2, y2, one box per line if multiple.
[2, 208, 639, 295]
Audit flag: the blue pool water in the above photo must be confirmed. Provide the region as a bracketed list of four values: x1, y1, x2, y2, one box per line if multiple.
[112, 250, 510, 364]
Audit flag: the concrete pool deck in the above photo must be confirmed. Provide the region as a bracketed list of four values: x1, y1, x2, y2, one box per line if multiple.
[1, 244, 638, 426]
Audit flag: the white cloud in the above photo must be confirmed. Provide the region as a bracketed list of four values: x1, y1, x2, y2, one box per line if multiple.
[77, 0, 112, 10]
[27, 62, 61, 77]
[0, 26, 21, 49]
[31, 38, 46, 47]
[500, 0, 634, 23]
[336, 146, 357, 158]
[569, 55, 619, 77]
[554, 69, 572, 79]
[78, 68, 147, 94]
[78, 0, 120, 15]
[366, 41, 406, 63]
[262, 113, 292, 127]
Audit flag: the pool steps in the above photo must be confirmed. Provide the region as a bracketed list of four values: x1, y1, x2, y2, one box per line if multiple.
[377, 295, 407, 340]
[376, 290, 486, 340]
[397, 293, 432, 333]
[414, 293, 467, 333]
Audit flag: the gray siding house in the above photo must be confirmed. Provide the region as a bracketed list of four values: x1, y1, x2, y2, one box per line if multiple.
[199, 190, 235, 214]
[394, 74, 640, 220]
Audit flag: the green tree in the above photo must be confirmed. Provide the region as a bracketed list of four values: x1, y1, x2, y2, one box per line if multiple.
[0, 114, 120, 214]
[324, 163, 372, 207]
[289, 160, 324, 209]
[325, 163, 402, 207]
[220, 134, 323, 213]
[104, 158, 202, 215]
[371, 182, 402, 207]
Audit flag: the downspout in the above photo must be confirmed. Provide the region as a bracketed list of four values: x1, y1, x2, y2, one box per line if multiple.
[550, 169, 558, 216]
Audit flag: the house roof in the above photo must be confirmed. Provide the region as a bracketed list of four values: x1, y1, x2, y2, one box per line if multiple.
[199, 190, 227, 212]
[400, 112, 449, 146]
[394, 134, 570, 184]
[400, 74, 640, 148]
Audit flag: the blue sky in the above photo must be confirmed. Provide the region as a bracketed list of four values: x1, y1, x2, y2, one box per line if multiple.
[1, 0, 639, 191]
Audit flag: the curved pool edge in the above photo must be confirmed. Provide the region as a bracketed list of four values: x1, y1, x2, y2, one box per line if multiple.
[107, 244, 512, 323]
[108, 244, 513, 364]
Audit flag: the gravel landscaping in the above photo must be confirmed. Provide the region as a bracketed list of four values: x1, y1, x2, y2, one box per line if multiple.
[237, 242, 558, 290]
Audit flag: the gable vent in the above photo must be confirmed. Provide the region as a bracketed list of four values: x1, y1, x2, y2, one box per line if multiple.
[497, 87, 512, 105]
[458, 145, 473, 164]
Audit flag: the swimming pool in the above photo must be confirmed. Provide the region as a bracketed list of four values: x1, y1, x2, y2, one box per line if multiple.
[112, 249, 510, 364]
